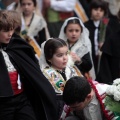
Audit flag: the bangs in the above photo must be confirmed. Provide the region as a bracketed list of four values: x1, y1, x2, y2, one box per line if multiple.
[0, 10, 18, 31]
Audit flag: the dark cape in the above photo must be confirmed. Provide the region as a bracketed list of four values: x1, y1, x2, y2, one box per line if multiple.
[96, 16, 120, 84]
[0, 34, 58, 120]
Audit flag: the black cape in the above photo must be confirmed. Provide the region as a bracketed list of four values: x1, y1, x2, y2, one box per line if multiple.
[0, 34, 58, 120]
[96, 16, 120, 84]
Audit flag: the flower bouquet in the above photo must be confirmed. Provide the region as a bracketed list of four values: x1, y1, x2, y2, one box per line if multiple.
[105, 78, 120, 120]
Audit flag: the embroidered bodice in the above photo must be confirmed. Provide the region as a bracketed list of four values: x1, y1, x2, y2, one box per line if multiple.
[43, 65, 82, 94]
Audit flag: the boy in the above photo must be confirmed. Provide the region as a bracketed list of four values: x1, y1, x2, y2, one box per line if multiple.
[0, 10, 58, 120]
[84, 0, 108, 75]
[61, 76, 112, 120]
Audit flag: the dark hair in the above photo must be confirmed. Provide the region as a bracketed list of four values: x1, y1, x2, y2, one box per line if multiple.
[89, 0, 108, 16]
[64, 18, 83, 33]
[63, 76, 91, 105]
[0, 10, 20, 31]
[20, 0, 37, 7]
[44, 38, 67, 65]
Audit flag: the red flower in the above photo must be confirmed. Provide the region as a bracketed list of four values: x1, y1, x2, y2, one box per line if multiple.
[102, 18, 109, 25]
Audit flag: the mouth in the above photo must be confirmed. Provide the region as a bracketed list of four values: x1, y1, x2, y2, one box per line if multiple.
[7, 38, 11, 40]
[72, 36, 76, 38]
[6, 38, 11, 41]
[63, 62, 67, 65]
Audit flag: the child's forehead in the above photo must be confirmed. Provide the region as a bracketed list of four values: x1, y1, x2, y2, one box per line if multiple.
[55, 46, 68, 53]
[67, 23, 81, 27]
[92, 7, 105, 10]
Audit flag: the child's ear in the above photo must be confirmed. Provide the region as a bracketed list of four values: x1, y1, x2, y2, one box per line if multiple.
[86, 93, 92, 100]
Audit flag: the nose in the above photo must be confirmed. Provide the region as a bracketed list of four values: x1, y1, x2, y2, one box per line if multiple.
[72, 31, 76, 35]
[97, 10, 101, 14]
[63, 54, 68, 60]
[24, 4, 29, 9]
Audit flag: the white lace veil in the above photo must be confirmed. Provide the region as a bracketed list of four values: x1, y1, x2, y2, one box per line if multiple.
[39, 39, 49, 71]
[59, 17, 91, 58]
[59, 17, 96, 80]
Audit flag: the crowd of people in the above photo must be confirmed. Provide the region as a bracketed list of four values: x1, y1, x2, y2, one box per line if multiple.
[0, 0, 120, 120]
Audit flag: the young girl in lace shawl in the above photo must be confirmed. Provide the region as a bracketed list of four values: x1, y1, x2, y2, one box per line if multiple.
[19, 0, 50, 58]
[59, 17, 95, 80]
[40, 38, 83, 118]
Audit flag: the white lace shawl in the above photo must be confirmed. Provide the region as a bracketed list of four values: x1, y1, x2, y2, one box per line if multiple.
[21, 13, 46, 37]
[59, 17, 96, 80]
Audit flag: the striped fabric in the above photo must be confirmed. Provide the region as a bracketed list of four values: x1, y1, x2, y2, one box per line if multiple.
[60, 80, 117, 120]
[74, 0, 88, 23]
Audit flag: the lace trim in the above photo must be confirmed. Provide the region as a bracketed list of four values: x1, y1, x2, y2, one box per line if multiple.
[2, 50, 16, 72]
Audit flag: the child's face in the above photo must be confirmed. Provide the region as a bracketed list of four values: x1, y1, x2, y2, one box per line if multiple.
[69, 100, 89, 111]
[21, 0, 35, 16]
[0, 30, 14, 44]
[91, 8, 105, 21]
[49, 46, 68, 70]
[65, 23, 82, 44]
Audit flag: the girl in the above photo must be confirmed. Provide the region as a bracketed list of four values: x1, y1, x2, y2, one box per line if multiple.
[20, 0, 49, 58]
[59, 17, 95, 80]
[40, 38, 83, 118]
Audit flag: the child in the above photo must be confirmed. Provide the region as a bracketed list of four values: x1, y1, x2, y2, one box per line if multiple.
[59, 17, 95, 80]
[61, 76, 113, 120]
[19, 0, 50, 58]
[40, 38, 83, 118]
[84, 0, 108, 74]
[0, 10, 58, 120]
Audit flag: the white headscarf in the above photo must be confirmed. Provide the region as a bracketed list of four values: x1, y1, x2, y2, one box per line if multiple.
[39, 39, 50, 71]
[59, 17, 96, 80]
[39, 38, 74, 71]
[59, 17, 92, 58]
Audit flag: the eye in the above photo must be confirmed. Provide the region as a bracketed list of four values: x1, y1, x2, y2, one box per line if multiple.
[28, 3, 32, 6]
[76, 29, 80, 32]
[68, 29, 73, 32]
[56, 53, 63, 57]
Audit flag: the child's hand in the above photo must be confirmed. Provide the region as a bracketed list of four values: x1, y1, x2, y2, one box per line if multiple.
[59, 83, 65, 91]
[70, 52, 81, 62]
